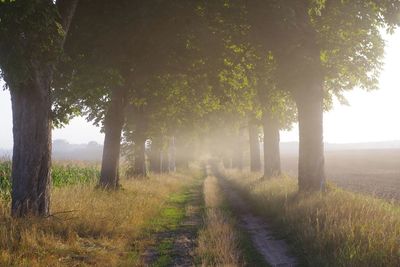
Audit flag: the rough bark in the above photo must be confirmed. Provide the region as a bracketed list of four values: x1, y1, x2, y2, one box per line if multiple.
[99, 88, 126, 189]
[10, 0, 79, 217]
[249, 122, 261, 172]
[10, 80, 52, 217]
[262, 112, 281, 178]
[290, 0, 325, 191]
[295, 85, 326, 192]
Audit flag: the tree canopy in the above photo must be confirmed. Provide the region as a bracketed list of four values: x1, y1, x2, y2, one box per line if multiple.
[0, 0, 399, 216]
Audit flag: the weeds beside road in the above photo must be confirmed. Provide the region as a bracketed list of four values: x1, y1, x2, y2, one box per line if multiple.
[197, 175, 244, 266]
[0, 172, 194, 266]
[224, 170, 400, 267]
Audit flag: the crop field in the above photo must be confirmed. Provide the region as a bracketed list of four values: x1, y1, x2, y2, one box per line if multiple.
[0, 159, 100, 199]
[281, 149, 400, 201]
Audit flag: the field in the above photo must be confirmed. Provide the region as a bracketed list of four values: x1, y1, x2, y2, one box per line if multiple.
[0, 159, 100, 198]
[0, 155, 399, 266]
[281, 149, 400, 201]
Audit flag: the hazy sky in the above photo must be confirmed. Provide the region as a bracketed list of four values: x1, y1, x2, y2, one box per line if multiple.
[0, 29, 399, 149]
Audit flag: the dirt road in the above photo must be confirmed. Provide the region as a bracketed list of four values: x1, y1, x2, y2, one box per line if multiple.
[218, 176, 298, 267]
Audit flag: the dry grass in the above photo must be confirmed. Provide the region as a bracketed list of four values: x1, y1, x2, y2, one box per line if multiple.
[224, 170, 400, 267]
[196, 175, 243, 266]
[0, 173, 193, 266]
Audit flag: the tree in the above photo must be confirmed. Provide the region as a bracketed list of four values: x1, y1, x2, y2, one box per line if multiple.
[251, 51, 296, 178]
[248, 118, 261, 172]
[99, 87, 127, 187]
[56, 0, 201, 182]
[55, 0, 131, 188]
[246, 0, 400, 191]
[216, 35, 297, 177]
[0, 0, 78, 217]
[123, 105, 149, 178]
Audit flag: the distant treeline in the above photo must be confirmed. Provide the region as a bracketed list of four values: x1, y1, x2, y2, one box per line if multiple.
[0, 139, 103, 161]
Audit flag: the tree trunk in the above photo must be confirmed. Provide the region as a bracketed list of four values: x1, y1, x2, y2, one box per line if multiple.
[168, 136, 176, 172]
[126, 104, 148, 178]
[231, 129, 244, 170]
[8, 1, 79, 217]
[249, 122, 261, 172]
[149, 150, 162, 173]
[160, 149, 169, 173]
[263, 111, 281, 178]
[10, 81, 52, 217]
[175, 139, 190, 170]
[133, 137, 147, 177]
[176, 157, 189, 170]
[295, 86, 326, 192]
[149, 137, 162, 174]
[99, 88, 126, 189]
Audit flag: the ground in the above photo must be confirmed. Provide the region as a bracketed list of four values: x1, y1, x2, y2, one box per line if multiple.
[282, 149, 400, 201]
[0, 159, 398, 266]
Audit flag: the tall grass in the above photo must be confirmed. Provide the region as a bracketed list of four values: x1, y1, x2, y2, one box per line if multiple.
[0, 160, 11, 200]
[196, 175, 243, 266]
[52, 163, 99, 187]
[224, 170, 400, 267]
[0, 173, 193, 266]
[0, 160, 100, 198]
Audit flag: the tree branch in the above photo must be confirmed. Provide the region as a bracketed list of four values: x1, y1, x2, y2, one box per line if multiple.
[56, 0, 79, 44]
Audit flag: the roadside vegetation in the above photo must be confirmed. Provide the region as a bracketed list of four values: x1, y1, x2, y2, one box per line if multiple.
[139, 168, 204, 267]
[0, 172, 194, 266]
[223, 170, 400, 267]
[196, 175, 243, 266]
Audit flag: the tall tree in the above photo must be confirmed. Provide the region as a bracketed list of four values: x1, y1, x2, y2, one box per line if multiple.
[0, 0, 78, 217]
[124, 105, 149, 177]
[99, 86, 127, 188]
[56, 0, 201, 182]
[246, 0, 400, 190]
[248, 118, 261, 172]
[55, 0, 133, 188]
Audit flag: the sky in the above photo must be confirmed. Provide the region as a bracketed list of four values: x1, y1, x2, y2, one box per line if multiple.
[0, 29, 400, 149]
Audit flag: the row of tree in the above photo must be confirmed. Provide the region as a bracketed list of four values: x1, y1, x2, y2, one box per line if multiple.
[0, 0, 399, 217]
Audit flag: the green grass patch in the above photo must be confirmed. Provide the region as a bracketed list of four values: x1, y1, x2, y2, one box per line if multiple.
[137, 172, 205, 267]
[151, 238, 174, 267]
[148, 192, 189, 233]
[148, 192, 191, 266]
